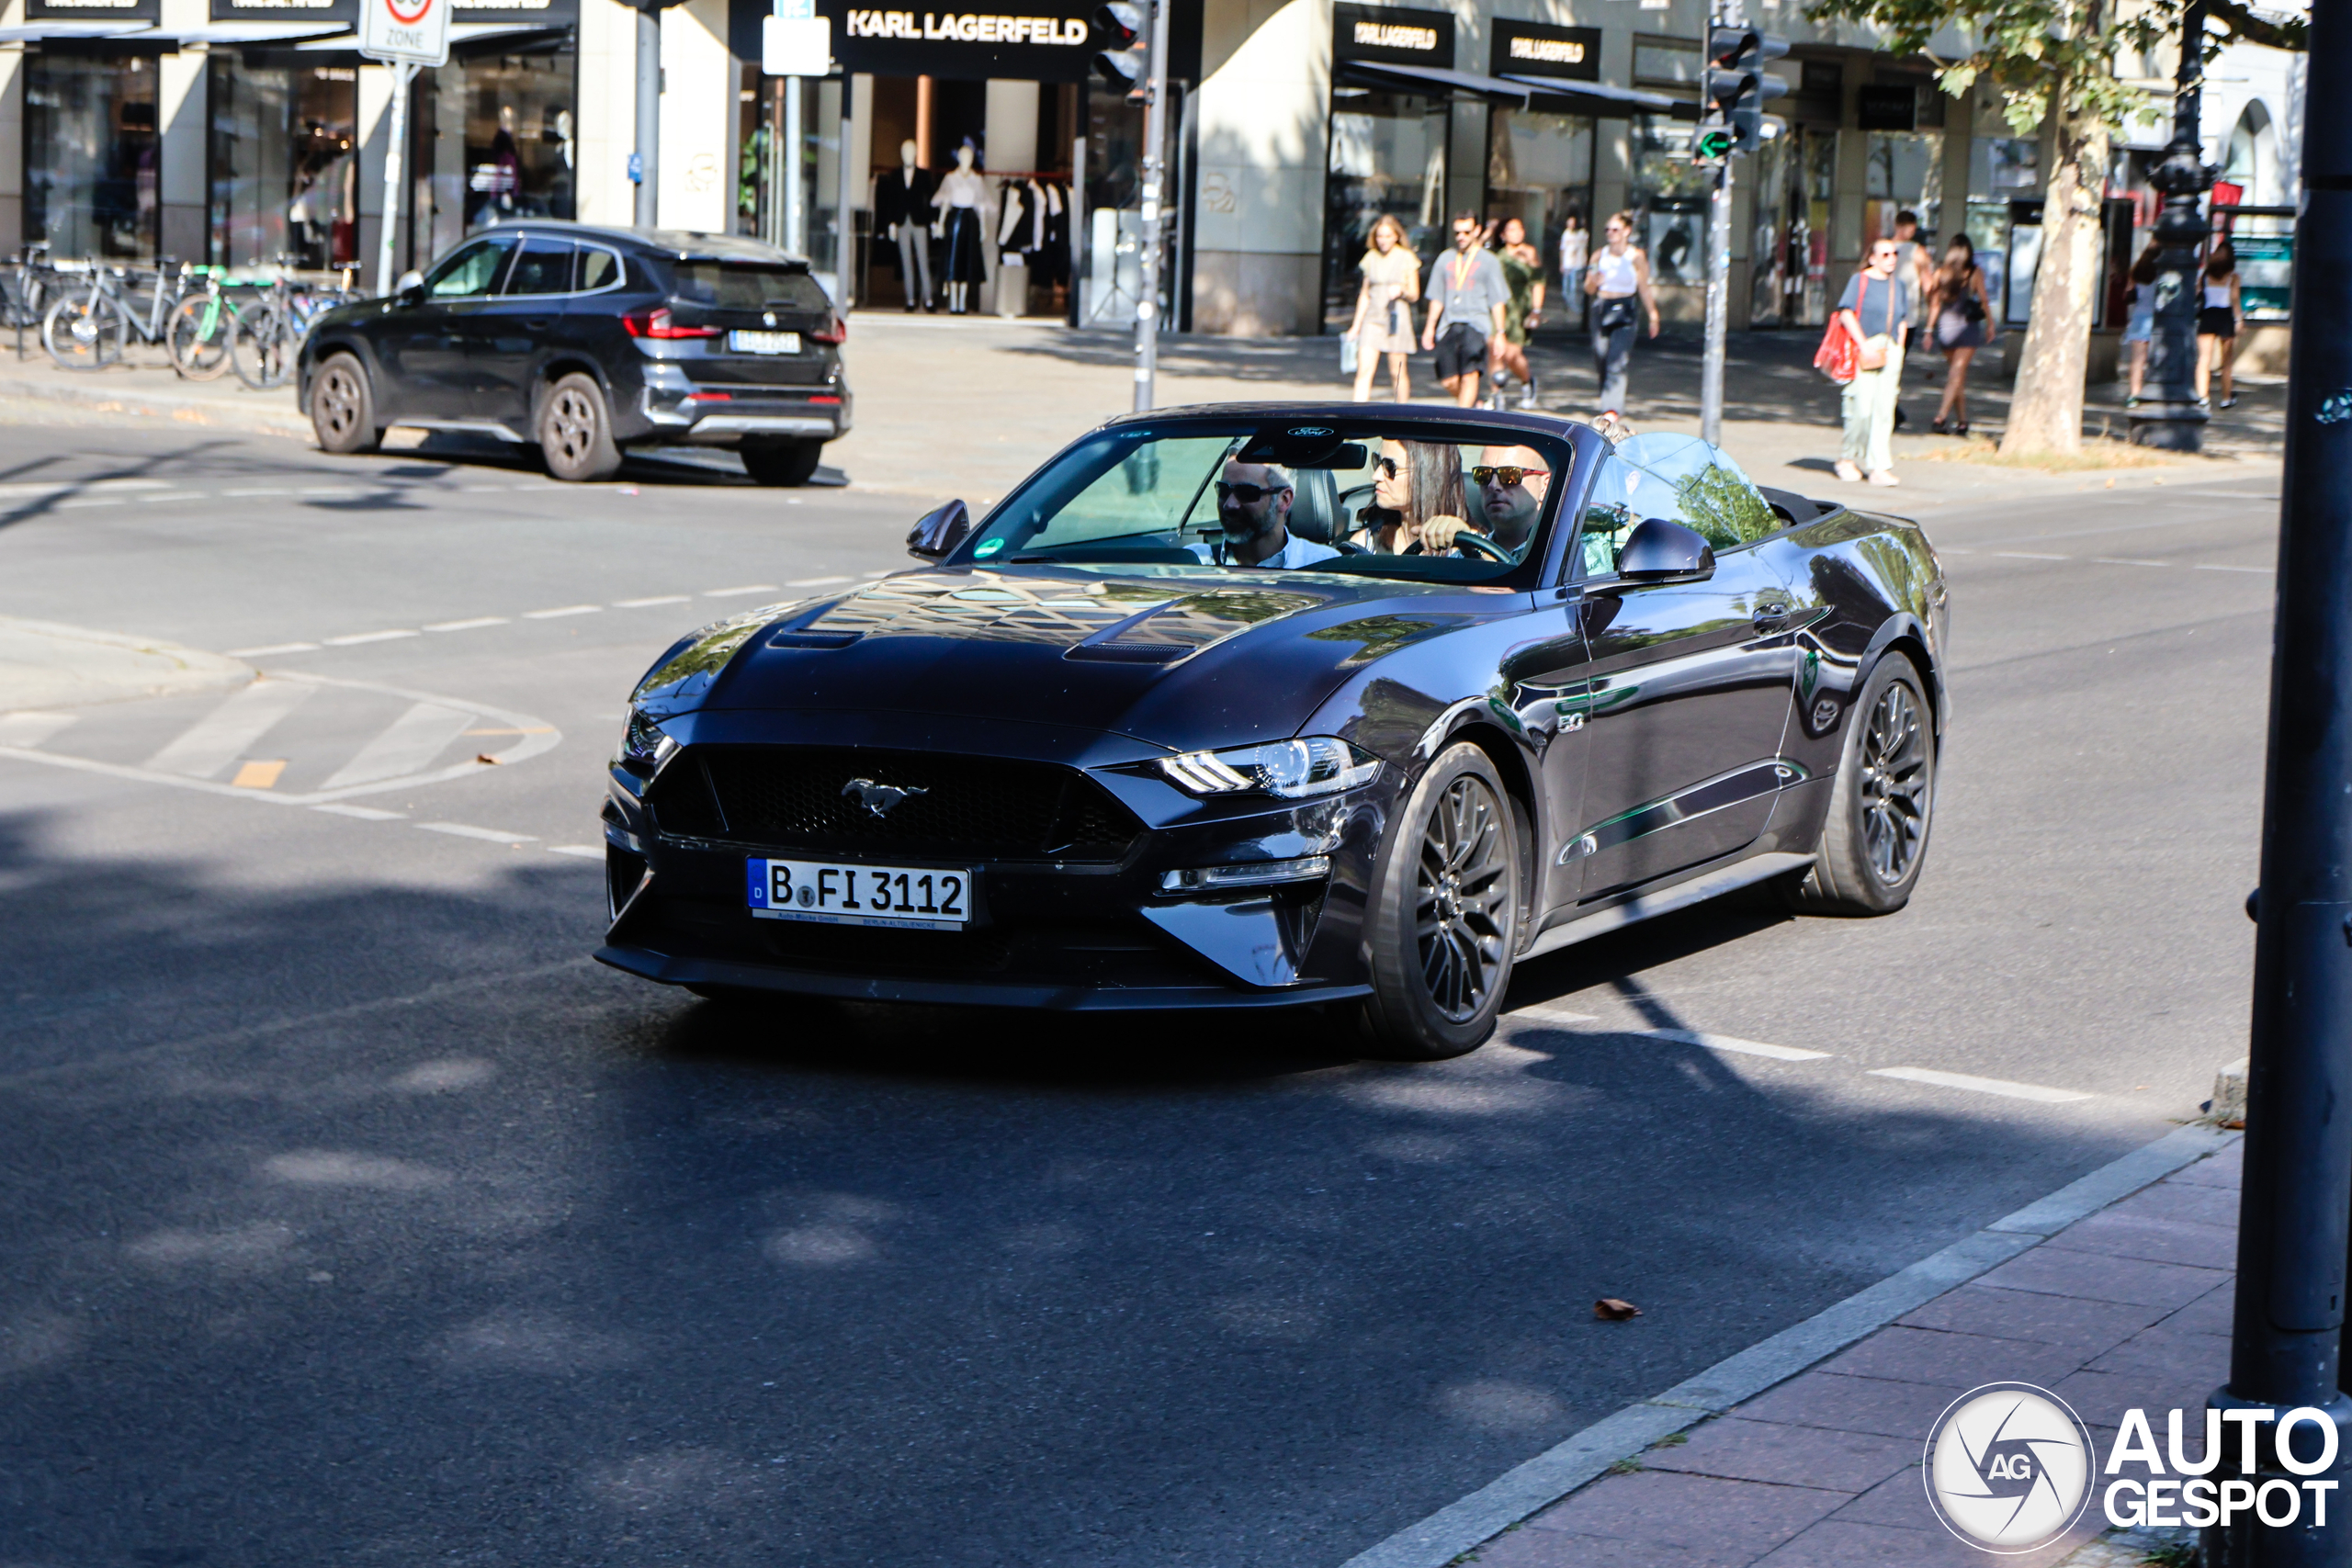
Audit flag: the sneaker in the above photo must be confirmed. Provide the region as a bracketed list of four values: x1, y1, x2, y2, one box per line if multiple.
[1834, 459, 1864, 483]
[2126, 395, 2143, 408]
[1867, 469, 1901, 487]
[2220, 395, 2238, 409]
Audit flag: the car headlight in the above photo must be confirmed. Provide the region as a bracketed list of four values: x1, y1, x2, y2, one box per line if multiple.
[1159, 737, 1379, 799]
[618, 708, 678, 770]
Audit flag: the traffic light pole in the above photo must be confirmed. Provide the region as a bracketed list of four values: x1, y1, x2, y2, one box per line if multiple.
[2129, 0, 2209, 451]
[1701, 156, 1729, 445]
[2208, 0, 2352, 1558]
[1132, 0, 1170, 412]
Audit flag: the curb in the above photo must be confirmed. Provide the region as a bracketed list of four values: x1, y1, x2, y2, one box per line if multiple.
[0, 615, 254, 710]
[1337, 1122, 2243, 1568]
[0, 373, 308, 441]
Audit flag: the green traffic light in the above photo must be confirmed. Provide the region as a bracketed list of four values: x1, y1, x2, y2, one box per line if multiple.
[1694, 128, 1736, 161]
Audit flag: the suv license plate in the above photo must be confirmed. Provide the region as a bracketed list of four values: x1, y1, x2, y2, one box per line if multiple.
[746, 858, 971, 930]
[728, 329, 800, 355]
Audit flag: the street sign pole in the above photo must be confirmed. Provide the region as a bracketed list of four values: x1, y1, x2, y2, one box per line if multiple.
[1701, 156, 1729, 445]
[2210, 0, 2352, 1559]
[360, 0, 447, 295]
[1132, 0, 1170, 412]
[374, 60, 414, 297]
[636, 2, 662, 227]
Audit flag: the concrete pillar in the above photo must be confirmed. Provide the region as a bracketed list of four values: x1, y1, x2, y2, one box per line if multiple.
[984, 79, 1036, 175]
[575, 0, 640, 226]
[356, 61, 393, 279]
[156, 0, 207, 265]
[0, 47, 23, 254]
[1189, 0, 1327, 336]
[658, 0, 735, 231]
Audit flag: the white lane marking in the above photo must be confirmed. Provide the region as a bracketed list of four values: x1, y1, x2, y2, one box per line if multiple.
[59, 499, 125, 510]
[145, 680, 315, 779]
[860, 570, 892, 578]
[1640, 1028, 1832, 1062]
[548, 844, 605, 859]
[523, 604, 602, 619]
[2194, 563, 2272, 574]
[319, 701, 475, 790]
[418, 821, 537, 844]
[1994, 551, 2069, 560]
[141, 491, 209, 503]
[613, 594, 690, 607]
[0, 479, 169, 500]
[1868, 1066, 2093, 1103]
[222, 487, 295, 497]
[322, 629, 420, 647]
[786, 575, 853, 587]
[2094, 558, 2170, 567]
[424, 616, 509, 632]
[0, 712, 76, 748]
[703, 584, 781, 597]
[300, 486, 364, 496]
[1506, 1005, 1599, 1025]
[313, 803, 403, 820]
[224, 642, 321, 657]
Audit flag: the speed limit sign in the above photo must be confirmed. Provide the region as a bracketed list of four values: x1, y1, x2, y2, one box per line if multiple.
[361, 0, 449, 67]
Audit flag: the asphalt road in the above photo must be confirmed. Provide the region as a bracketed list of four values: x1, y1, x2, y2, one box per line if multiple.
[0, 424, 2278, 1567]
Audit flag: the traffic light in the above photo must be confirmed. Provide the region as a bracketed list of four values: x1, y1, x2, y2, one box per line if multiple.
[1093, 1, 1150, 101]
[1702, 26, 1789, 155]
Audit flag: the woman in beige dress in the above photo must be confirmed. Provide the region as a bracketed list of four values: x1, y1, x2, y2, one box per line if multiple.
[1348, 214, 1420, 402]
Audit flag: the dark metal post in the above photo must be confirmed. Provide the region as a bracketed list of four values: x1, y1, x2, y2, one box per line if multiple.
[2207, 0, 2352, 1560]
[1132, 0, 1170, 412]
[2129, 0, 2211, 450]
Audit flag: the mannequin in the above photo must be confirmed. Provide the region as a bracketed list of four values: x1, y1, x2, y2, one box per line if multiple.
[932, 139, 989, 314]
[871, 139, 935, 311]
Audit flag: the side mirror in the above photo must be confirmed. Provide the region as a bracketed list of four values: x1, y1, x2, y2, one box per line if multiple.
[393, 270, 424, 305]
[907, 499, 972, 560]
[1614, 517, 1715, 582]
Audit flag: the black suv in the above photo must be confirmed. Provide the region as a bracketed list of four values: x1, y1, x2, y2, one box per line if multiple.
[298, 223, 851, 485]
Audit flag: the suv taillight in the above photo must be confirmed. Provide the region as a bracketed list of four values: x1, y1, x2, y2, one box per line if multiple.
[622, 307, 720, 339]
[811, 314, 847, 345]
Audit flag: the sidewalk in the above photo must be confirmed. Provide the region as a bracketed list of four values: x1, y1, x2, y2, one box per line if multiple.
[1441, 1131, 2241, 1568]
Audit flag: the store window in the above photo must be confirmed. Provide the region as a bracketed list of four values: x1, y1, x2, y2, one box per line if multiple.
[1325, 86, 1447, 323]
[1485, 107, 1591, 278]
[459, 51, 576, 228]
[1862, 130, 1942, 248]
[1628, 113, 1708, 289]
[209, 59, 358, 272]
[26, 51, 158, 262]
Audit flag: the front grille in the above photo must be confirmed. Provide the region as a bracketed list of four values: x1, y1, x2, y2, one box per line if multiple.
[650, 746, 1143, 863]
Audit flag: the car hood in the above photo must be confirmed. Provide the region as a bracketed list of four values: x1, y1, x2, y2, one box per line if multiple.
[669, 564, 1499, 755]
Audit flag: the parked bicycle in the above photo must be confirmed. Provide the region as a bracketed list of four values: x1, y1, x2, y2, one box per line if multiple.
[42, 261, 192, 372]
[230, 265, 363, 390]
[166, 265, 252, 381]
[1, 244, 65, 360]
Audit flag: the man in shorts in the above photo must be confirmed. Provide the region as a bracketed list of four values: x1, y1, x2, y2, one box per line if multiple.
[1422, 212, 1510, 408]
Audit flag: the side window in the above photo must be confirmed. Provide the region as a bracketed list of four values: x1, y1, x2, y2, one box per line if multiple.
[1575, 455, 1639, 578]
[501, 237, 574, 296]
[577, 245, 623, 292]
[425, 236, 518, 299]
[1609, 433, 1780, 551]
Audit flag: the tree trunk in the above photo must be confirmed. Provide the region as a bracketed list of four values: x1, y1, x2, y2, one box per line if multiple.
[1999, 87, 2113, 456]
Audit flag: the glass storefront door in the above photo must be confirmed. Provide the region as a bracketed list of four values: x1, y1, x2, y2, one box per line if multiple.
[1629, 112, 1709, 290]
[1485, 106, 1591, 295]
[1863, 130, 1943, 249]
[209, 57, 359, 271]
[26, 51, 159, 262]
[458, 51, 577, 228]
[1324, 85, 1446, 327]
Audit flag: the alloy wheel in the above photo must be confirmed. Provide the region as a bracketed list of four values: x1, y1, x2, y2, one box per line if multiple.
[547, 387, 597, 465]
[1414, 773, 1510, 1021]
[317, 366, 359, 439]
[1858, 682, 1929, 885]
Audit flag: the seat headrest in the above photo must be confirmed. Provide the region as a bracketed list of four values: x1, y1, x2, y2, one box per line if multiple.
[1287, 468, 1340, 545]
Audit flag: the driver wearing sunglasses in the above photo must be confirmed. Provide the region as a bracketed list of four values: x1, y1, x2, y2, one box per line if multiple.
[1188, 458, 1340, 570]
[1419, 444, 1553, 558]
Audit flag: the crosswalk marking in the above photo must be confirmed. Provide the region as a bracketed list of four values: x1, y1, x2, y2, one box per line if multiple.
[1868, 1066, 2093, 1103]
[0, 712, 76, 748]
[144, 680, 314, 779]
[319, 701, 474, 790]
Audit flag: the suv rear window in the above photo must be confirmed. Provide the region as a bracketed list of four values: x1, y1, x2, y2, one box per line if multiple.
[669, 263, 829, 314]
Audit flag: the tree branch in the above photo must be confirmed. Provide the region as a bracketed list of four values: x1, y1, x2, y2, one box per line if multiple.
[2202, 0, 2305, 52]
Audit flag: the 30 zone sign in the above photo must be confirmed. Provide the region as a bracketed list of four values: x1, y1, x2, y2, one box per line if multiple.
[361, 0, 449, 67]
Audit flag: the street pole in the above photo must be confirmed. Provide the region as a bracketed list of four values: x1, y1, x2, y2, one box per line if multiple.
[374, 61, 414, 297]
[635, 2, 661, 228]
[784, 73, 805, 255]
[2128, 0, 2211, 451]
[1131, 0, 1169, 412]
[2208, 0, 2352, 1558]
[837, 106, 855, 306]
[1701, 157, 1730, 445]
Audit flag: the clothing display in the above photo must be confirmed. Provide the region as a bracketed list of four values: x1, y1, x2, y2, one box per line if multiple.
[935, 167, 989, 286]
[873, 165, 937, 240]
[995, 176, 1070, 288]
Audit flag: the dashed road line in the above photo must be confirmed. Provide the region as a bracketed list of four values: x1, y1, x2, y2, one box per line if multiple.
[1868, 1066, 2093, 1103]
[2194, 563, 2272, 574]
[322, 629, 420, 647]
[225, 641, 321, 658]
[786, 574, 854, 587]
[523, 604, 602, 619]
[704, 583, 781, 597]
[417, 821, 538, 844]
[1994, 551, 2070, 560]
[141, 492, 209, 504]
[313, 803, 402, 820]
[59, 499, 125, 510]
[548, 844, 604, 859]
[222, 487, 295, 497]
[614, 594, 691, 607]
[2094, 558, 2170, 567]
[1638, 1028, 1832, 1062]
[424, 616, 509, 632]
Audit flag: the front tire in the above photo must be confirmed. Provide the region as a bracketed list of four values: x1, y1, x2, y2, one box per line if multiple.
[309, 353, 379, 454]
[43, 292, 123, 370]
[1352, 741, 1521, 1060]
[1784, 654, 1936, 914]
[538, 372, 623, 482]
[739, 438, 823, 487]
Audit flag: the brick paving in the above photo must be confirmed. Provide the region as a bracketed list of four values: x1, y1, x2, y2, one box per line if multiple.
[1461, 1138, 2240, 1568]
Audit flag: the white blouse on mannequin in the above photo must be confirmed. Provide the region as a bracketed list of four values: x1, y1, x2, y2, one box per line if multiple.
[936, 168, 988, 211]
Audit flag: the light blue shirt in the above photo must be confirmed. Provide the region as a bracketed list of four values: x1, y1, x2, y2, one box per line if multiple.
[1190, 533, 1342, 570]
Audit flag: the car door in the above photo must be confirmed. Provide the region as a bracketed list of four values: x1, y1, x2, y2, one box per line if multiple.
[460, 233, 574, 423]
[381, 233, 518, 418]
[1553, 441, 1801, 904]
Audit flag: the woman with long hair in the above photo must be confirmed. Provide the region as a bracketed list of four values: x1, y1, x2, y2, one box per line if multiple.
[1583, 209, 1658, 423]
[1346, 214, 1420, 403]
[1488, 216, 1545, 407]
[1351, 439, 1470, 554]
[1926, 233, 1993, 434]
[2121, 240, 2161, 404]
[2197, 242, 2242, 409]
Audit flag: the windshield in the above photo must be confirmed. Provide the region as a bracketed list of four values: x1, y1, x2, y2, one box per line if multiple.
[962, 418, 1573, 583]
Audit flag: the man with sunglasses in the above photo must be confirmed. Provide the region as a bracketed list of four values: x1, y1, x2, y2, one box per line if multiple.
[1422, 212, 1510, 409]
[1188, 459, 1340, 570]
[1419, 444, 1550, 558]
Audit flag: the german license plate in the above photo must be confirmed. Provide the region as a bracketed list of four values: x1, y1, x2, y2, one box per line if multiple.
[745, 858, 971, 930]
[728, 329, 800, 355]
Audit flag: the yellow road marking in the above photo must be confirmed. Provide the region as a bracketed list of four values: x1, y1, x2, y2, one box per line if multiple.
[232, 760, 288, 789]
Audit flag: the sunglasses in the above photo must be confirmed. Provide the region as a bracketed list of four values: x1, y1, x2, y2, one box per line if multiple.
[1216, 481, 1285, 504]
[1471, 465, 1547, 488]
[1375, 456, 1402, 479]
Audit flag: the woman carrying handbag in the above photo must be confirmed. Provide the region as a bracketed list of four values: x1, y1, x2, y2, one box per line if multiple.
[1346, 215, 1420, 402]
[1828, 239, 1911, 486]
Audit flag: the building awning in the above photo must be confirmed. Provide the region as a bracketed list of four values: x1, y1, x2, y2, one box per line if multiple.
[277, 20, 570, 51]
[1334, 59, 1532, 105]
[1336, 59, 1701, 121]
[0, 20, 161, 41]
[1503, 73, 1697, 120]
[179, 21, 346, 44]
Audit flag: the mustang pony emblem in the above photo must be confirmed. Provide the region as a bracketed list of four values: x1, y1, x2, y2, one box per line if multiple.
[842, 778, 926, 817]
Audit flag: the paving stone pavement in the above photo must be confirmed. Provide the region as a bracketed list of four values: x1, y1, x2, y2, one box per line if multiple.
[1461, 1137, 2240, 1568]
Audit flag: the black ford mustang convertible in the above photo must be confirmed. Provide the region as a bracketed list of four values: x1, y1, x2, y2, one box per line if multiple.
[596, 406, 1948, 1058]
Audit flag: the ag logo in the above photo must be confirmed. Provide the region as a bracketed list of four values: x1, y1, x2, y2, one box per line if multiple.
[1924, 1382, 2096, 1553]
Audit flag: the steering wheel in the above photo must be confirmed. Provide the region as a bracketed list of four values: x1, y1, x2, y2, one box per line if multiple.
[1445, 529, 1512, 562]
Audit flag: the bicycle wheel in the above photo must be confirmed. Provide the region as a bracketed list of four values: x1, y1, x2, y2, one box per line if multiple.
[230, 301, 295, 390]
[42, 290, 124, 370]
[167, 294, 235, 380]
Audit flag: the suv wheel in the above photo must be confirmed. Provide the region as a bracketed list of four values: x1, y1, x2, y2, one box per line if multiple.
[538, 372, 623, 482]
[310, 354, 379, 454]
[740, 438, 823, 487]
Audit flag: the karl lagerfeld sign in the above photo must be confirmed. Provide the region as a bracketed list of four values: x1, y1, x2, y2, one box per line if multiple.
[1490, 18, 1600, 81]
[1332, 3, 1454, 66]
[818, 0, 1097, 80]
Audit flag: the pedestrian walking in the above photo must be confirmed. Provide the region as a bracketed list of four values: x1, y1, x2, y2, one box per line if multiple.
[1557, 212, 1589, 329]
[1422, 212, 1510, 409]
[2122, 240, 2161, 405]
[2196, 241, 2242, 409]
[1925, 233, 1992, 434]
[1488, 217, 1545, 408]
[1832, 236, 1912, 487]
[1345, 214, 1420, 403]
[1583, 210, 1658, 421]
